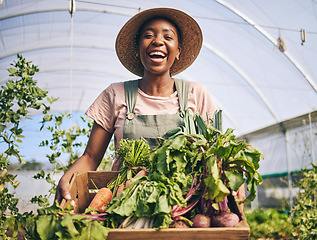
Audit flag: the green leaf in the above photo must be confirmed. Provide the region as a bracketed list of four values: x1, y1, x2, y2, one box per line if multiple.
[60, 214, 79, 236]
[79, 221, 109, 240]
[214, 179, 230, 202]
[204, 174, 219, 200]
[224, 170, 244, 192]
[154, 194, 170, 215]
[36, 215, 57, 239]
[7, 68, 17, 75]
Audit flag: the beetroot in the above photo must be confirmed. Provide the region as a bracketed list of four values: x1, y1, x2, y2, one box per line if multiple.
[191, 214, 211, 228]
[211, 212, 240, 227]
[170, 220, 190, 228]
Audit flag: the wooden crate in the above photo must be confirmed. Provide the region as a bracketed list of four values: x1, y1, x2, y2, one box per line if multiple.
[61, 171, 250, 240]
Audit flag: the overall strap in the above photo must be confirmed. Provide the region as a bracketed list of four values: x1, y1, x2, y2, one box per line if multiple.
[174, 78, 189, 112]
[124, 79, 189, 114]
[124, 80, 139, 116]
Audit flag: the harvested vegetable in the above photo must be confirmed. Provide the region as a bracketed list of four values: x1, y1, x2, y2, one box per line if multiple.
[108, 139, 150, 196]
[29, 110, 263, 238]
[26, 202, 109, 239]
[106, 175, 185, 229]
[115, 169, 147, 197]
[192, 214, 211, 228]
[88, 187, 113, 212]
[171, 220, 190, 228]
[55, 109, 262, 233]
[116, 184, 125, 197]
[134, 169, 147, 178]
[148, 110, 263, 227]
[211, 212, 240, 227]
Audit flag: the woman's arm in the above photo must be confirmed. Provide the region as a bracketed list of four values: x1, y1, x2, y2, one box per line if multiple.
[55, 121, 113, 204]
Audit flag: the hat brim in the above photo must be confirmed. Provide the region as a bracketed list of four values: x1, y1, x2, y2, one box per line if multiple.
[115, 8, 203, 77]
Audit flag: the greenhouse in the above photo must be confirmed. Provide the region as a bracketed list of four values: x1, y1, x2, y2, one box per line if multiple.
[1, 0, 317, 239]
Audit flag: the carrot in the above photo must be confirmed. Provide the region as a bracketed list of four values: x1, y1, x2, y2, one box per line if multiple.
[125, 180, 131, 187]
[88, 187, 113, 212]
[116, 184, 125, 197]
[135, 169, 147, 177]
[116, 170, 147, 197]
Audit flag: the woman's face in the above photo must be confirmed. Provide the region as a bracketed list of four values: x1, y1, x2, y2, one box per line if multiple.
[138, 18, 181, 76]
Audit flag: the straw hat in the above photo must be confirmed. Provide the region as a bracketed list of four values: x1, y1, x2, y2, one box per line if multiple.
[115, 7, 203, 77]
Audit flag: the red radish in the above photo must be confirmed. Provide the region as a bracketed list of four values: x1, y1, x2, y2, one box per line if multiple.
[88, 187, 113, 212]
[191, 214, 211, 228]
[211, 212, 240, 227]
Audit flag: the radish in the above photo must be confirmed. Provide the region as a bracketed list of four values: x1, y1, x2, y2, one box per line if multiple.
[191, 214, 211, 228]
[211, 212, 240, 227]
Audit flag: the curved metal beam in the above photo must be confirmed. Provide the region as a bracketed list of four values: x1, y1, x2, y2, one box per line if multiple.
[203, 42, 280, 123]
[0, 67, 130, 85]
[215, 0, 317, 93]
[0, 44, 114, 60]
[0, 45, 133, 83]
[0, 7, 134, 22]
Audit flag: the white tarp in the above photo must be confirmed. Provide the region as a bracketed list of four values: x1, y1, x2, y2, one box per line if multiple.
[1, 0, 317, 175]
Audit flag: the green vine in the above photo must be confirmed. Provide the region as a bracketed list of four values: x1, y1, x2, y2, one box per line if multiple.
[0, 54, 114, 239]
[31, 112, 114, 208]
[0, 54, 56, 239]
[292, 164, 317, 240]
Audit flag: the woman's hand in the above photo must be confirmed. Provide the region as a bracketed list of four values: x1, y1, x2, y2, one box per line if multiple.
[54, 121, 113, 205]
[55, 175, 75, 206]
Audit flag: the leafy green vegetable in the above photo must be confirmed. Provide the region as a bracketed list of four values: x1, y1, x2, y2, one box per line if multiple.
[108, 139, 150, 195]
[106, 176, 183, 229]
[203, 127, 264, 203]
[25, 202, 109, 240]
[105, 110, 263, 230]
[28, 109, 263, 236]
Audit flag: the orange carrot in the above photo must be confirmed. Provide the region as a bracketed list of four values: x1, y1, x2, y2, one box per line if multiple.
[88, 187, 113, 212]
[125, 170, 146, 188]
[116, 184, 125, 197]
[116, 170, 147, 197]
[135, 169, 147, 178]
[125, 179, 131, 187]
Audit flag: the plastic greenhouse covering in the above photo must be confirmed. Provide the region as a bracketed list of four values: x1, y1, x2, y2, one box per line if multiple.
[1, 0, 317, 182]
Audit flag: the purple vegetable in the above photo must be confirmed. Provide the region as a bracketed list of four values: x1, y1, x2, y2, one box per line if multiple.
[191, 214, 211, 228]
[211, 212, 240, 227]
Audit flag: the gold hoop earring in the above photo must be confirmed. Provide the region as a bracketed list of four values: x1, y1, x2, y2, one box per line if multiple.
[176, 56, 179, 60]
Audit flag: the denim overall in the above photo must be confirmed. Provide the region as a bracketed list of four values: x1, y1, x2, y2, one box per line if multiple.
[123, 78, 189, 148]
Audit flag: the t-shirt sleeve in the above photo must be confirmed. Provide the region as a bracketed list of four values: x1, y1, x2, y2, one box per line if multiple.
[85, 84, 116, 133]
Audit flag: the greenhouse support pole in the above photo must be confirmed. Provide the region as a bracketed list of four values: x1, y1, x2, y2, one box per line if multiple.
[284, 129, 293, 210]
[309, 112, 316, 163]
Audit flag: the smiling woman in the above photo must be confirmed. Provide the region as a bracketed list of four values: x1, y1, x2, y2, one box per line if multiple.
[137, 18, 181, 83]
[54, 7, 236, 206]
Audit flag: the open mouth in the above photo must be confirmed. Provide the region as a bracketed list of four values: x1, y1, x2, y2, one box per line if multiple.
[148, 51, 167, 60]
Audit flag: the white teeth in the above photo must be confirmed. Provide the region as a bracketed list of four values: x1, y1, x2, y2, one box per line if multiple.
[149, 51, 166, 57]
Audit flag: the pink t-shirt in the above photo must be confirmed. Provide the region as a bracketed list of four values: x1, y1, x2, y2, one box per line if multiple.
[86, 80, 218, 151]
